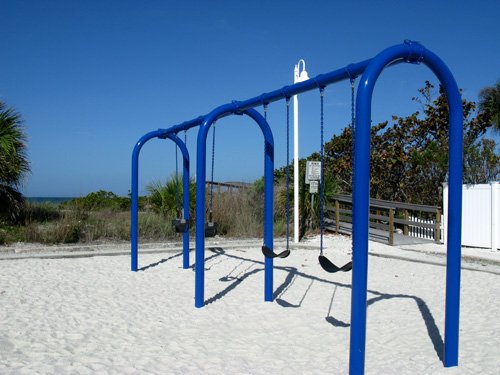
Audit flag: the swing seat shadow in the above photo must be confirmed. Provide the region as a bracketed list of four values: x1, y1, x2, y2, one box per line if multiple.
[274, 269, 314, 309]
[275, 299, 298, 308]
[219, 275, 243, 282]
[325, 316, 350, 327]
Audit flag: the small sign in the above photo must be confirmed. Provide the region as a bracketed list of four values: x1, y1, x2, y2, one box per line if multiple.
[309, 180, 319, 194]
[305, 161, 321, 184]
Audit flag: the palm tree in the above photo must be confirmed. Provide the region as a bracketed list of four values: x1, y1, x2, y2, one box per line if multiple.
[146, 175, 195, 216]
[0, 101, 30, 221]
[479, 81, 500, 132]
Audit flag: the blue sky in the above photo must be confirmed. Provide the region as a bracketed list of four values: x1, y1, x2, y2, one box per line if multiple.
[1, 0, 499, 197]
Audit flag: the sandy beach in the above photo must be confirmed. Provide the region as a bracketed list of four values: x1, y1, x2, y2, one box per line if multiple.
[1, 234, 500, 374]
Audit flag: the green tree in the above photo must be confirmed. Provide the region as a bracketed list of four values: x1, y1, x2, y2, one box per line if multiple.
[479, 80, 500, 131]
[463, 138, 500, 184]
[324, 82, 498, 206]
[0, 101, 30, 221]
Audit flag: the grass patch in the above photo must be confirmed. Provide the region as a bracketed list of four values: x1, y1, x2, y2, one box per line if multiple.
[0, 182, 300, 245]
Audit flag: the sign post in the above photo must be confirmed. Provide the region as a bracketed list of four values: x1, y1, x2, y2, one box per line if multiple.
[306, 160, 321, 219]
[305, 160, 321, 184]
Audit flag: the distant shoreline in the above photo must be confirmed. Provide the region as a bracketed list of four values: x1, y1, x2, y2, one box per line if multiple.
[26, 197, 76, 204]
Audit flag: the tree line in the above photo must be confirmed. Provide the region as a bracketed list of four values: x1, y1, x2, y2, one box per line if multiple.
[322, 81, 499, 206]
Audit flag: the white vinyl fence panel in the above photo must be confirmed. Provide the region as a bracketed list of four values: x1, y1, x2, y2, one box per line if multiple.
[443, 182, 499, 250]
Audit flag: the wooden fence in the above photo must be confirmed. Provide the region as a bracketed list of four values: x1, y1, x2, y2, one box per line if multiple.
[205, 181, 252, 193]
[326, 194, 441, 245]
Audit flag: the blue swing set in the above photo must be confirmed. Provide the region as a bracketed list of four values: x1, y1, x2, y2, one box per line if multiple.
[130, 41, 463, 375]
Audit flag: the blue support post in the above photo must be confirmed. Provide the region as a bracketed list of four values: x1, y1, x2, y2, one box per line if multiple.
[424, 50, 463, 369]
[350, 41, 462, 374]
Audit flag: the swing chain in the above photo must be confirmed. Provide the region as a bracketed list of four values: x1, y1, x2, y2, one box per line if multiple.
[350, 77, 356, 168]
[182, 129, 188, 218]
[175, 139, 180, 217]
[319, 87, 325, 256]
[209, 122, 216, 219]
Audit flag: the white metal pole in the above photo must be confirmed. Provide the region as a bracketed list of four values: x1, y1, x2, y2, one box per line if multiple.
[293, 60, 309, 243]
[293, 92, 299, 243]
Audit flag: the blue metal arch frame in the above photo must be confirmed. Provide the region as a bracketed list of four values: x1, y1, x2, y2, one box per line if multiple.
[131, 130, 193, 271]
[350, 41, 463, 373]
[194, 106, 275, 307]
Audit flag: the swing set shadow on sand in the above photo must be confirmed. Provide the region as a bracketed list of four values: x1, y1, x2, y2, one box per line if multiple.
[130, 41, 463, 374]
[205, 247, 445, 362]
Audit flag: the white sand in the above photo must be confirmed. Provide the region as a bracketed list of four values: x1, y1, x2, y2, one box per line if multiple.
[1, 235, 500, 374]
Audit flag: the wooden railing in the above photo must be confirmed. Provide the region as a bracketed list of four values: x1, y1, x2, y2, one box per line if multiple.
[205, 181, 252, 193]
[326, 194, 441, 245]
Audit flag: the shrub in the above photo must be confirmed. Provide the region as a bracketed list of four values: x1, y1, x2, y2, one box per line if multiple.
[21, 209, 86, 244]
[22, 202, 60, 222]
[138, 211, 175, 240]
[62, 190, 131, 211]
[147, 175, 196, 217]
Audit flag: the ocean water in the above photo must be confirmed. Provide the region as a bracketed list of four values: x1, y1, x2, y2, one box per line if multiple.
[26, 197, 76, 205]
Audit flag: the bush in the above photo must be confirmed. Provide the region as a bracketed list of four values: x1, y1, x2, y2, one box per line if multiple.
[62, 190, 131, 211]
[138, 211, 175, 240]
[22, 202, 60, 222]
[147, 175, 196, 217]
[21, 209, 86, 244]
[81, 211, 133, 242]
[208, 181, 278, 237]
[0, 225, 23, 245]
[211, 191, 259, 236]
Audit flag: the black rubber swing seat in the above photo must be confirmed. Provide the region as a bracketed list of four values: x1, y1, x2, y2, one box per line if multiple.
[172, 218, 188, 233]
[318, 255, 352, 273]
[262, 246, 290, 259]
[205, 222, 218, 237]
